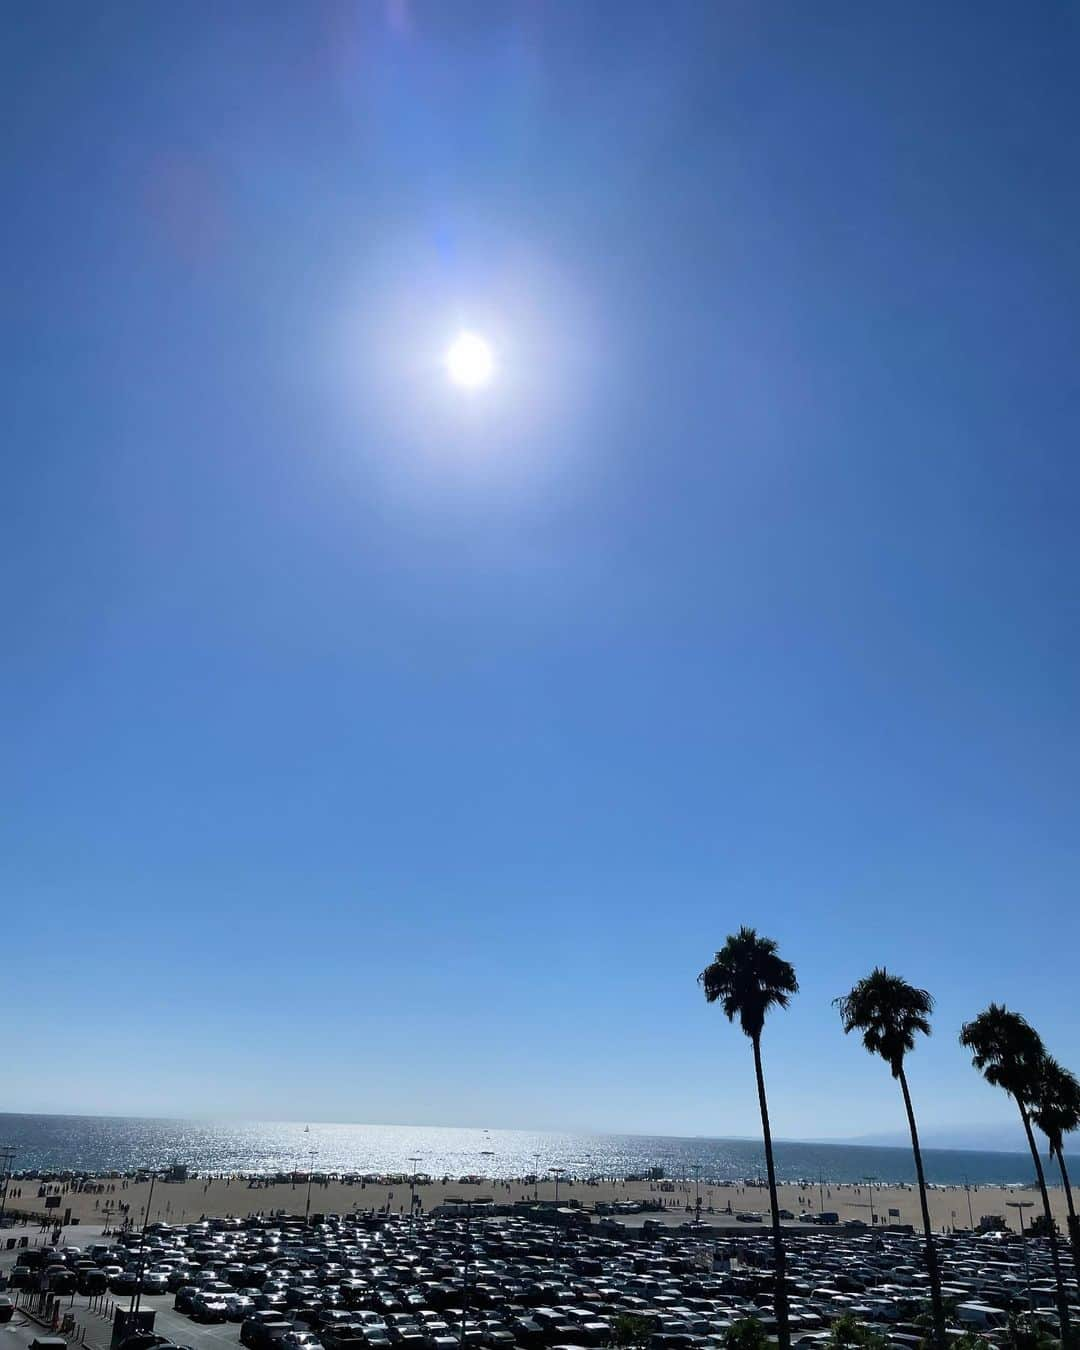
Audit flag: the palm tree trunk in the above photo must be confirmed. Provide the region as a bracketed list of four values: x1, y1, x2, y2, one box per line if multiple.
[1054, 1144, 1080, 1296]
[1017, 1099, 1070, 1345]
[752, 1032, 790, 1350]
[897, 1066, 946, 1350]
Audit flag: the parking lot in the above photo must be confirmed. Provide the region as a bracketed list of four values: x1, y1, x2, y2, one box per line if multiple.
[2, 1208, 1077, 1350]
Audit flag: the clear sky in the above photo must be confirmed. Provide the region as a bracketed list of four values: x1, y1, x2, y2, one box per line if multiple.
[4, 2, 1079, 1145]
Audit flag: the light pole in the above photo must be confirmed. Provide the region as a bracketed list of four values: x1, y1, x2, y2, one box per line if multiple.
[863, 1177, 878, 1227]
[963, 1175, 975, 1231]
[692, 1165, 702, 1224]
[130, 1171, 158, 1316]
[409, 1157, 421, 1226]
[533, 1154, 542, 1203]
[549, 1168, 566, 1266]
[1006, 1201, 1035, 1313]
[459, 1199, 474, 1350]
[818, 1171, 825, 1216]
[0, 1147, 14, 1231]
[304, 1149, 318, 1225]
[479, 1150, 495, 1199]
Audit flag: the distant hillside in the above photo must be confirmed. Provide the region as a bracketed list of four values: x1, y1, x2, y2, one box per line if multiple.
[839, 1123, 1029, 1153]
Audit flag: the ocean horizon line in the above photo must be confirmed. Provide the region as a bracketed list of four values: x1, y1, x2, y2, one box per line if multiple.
[0, 1110, 1045, 1164]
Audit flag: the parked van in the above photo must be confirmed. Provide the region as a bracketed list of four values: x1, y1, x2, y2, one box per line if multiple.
[956, 1303, 1007, 1330]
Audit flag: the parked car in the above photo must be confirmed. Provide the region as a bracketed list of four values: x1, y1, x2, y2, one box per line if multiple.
[242, 1318, 295, 1350]
[117, 1335, 173, 1350]
[282, 1333, 324, 1350]
[191, 1293, 230, 1323]
[227, 1295, 258, 1321]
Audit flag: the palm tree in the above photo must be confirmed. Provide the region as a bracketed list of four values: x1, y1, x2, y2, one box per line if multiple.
[700, 927, 798, 1350]
[834, 969, 946, 1349]
[959, 1006, 1071, 1346]
[1031, 1054, 1080, 1292]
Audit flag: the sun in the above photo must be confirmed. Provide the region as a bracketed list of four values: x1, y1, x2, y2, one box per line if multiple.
[445, 331, 494, 390]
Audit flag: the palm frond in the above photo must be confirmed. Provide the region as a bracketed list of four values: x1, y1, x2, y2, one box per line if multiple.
[959, 1004, 1045, 1104]
[700, 926, 798, 1040]
[1030, 1055, 1080, 1156]
[834, 967, 933, 1077]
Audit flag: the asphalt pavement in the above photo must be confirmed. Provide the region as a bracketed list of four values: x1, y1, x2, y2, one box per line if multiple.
[2, 1230, 243, 1350]
[0, 1287, 249, 1350]
[135, 1294, 243, 1350]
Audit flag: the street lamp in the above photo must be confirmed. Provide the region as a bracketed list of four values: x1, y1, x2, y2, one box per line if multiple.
[963, 1175, 975, 1231]
[408, 1157, 421, 1226]
[0, 1147, 14, 1232]
[549, 1168, 567, 1265]
[130, 1170, 159, 1316]
[458, 1199, 475, 1350]
[692, 1165, 702, 1224]
[304, 1149, 318, 1225]
[533, 1154, 542, 1203]
[863, 1177, 878, 1227]
[1006, 1201, 1035, 1312]
[479, 1150, 495, 1197]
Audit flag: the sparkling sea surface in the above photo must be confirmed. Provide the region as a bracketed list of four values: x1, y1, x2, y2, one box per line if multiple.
[0, 1113, 1044, 1185]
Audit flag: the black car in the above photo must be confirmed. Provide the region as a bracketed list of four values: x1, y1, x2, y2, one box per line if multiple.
[174, 1287, 200, 1313]
[242, 1316, 295, 1349]
[118, 1335, 173, 1350]
[510, 1318, 544, 1347]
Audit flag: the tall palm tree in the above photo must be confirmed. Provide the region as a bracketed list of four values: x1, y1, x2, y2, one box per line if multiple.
[1031, 1055, 1080, 1292]
[700, 928, 798, 1350]
[959, 1006, 1071, 1345]
[834, 969, 946, 1349]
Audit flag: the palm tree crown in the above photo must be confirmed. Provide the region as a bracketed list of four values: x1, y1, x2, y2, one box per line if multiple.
[834, 968, 933, 1079]
[959, 1003, 1045, 1102]
[699, 926, 798, 1041]
[1032, 1056, 1080, 1158]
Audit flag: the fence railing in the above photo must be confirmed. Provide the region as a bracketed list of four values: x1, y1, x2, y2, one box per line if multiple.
[12, 1284, 107, 1347]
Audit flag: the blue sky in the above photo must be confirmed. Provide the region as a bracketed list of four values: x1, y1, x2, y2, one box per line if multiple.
[4, 2, 1079, 1145]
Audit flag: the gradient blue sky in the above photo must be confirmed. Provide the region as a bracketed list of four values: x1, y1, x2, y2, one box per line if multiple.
[4, 2, 1079, 1144]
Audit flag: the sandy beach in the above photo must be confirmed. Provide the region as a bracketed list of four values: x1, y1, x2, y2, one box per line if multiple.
[9, 1171, 1072, 1236]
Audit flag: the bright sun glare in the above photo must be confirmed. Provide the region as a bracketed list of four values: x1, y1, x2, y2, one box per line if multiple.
[445, 331, 494, 390]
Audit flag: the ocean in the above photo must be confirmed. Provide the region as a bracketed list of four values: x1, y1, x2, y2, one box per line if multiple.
[0, 1114, 1050, 1186]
